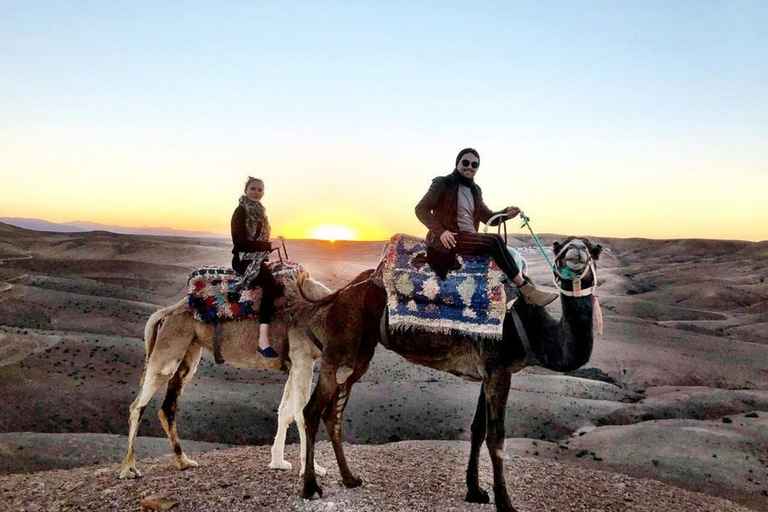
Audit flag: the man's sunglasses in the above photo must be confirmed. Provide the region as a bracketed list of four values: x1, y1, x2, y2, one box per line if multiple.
[461, 159, 479, 169]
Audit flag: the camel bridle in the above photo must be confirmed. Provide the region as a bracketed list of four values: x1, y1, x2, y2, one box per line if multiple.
[552, 240, 598, 298]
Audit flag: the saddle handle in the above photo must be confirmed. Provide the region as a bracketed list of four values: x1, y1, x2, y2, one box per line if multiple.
[270, 242, 289, 263]
[483, 213, 509, 244]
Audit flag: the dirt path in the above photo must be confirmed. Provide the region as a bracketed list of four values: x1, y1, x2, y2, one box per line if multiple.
[0, 255, 33, 264]
[0, 330, 62, 367]
[0, 255, 32, 294]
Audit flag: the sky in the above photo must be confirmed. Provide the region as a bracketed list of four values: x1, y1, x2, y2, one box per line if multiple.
[2, 1, 767, 242]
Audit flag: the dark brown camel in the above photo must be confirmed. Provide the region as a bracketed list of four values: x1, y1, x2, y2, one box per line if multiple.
[296, 237, 603, 512]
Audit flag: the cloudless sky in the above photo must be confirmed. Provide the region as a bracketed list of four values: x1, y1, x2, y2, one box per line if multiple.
[2, 1, 767, 241]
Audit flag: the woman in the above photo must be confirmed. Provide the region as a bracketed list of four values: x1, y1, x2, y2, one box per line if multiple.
[415, 148, 557, 307]
[231, 176, 285, 358]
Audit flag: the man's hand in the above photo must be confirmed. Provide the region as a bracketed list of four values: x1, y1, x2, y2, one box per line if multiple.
[440, 230, 457, 249]
[505, 206, 521, 219]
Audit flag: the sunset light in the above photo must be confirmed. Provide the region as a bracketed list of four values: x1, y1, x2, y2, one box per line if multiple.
[308, 225, 357, 242]
[1, 4, 766, 242]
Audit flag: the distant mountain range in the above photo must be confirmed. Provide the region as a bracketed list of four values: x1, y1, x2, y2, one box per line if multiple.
[0, 217, 228, 239]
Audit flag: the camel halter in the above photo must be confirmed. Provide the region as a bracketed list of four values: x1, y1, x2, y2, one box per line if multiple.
[518, 213, 602, 334]
[551, 241, 603, 335]
[551, 241, 597, 298]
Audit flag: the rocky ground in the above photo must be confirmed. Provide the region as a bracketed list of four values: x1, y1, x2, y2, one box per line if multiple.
[0, 441, 757, 512]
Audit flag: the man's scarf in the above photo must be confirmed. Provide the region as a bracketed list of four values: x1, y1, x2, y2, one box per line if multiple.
[235, 195, 270, 290]
[452, 169, 475, 188]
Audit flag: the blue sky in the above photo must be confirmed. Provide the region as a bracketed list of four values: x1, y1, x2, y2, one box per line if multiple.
[2, 1, 767, 240]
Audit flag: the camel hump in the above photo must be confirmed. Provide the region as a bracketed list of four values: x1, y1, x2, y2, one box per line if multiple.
[186, 262, 309, 324]
[381, 234, 507, 339]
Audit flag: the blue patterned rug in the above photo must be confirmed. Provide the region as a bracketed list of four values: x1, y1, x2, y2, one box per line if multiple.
[381, 234, 507, 339]
[187, 261, 305, 324]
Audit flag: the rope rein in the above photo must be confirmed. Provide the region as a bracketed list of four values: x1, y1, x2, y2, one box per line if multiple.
[486, 211, 599, 296]
[519, 212, 557, 273]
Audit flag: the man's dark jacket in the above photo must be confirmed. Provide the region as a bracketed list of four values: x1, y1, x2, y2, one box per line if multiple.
[415, 170, 506, 278]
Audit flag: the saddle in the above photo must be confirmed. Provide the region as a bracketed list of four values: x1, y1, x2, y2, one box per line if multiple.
[381, 234, 508, 339]
[187, 261, 305, 323]
[186, 261, 306, 363]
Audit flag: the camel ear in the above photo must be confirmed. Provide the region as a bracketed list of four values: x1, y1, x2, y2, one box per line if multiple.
[552, 241, 563, 255]
[591, 244, 603, 261]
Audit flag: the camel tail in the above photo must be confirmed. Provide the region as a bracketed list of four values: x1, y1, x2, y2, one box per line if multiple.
[283, 270, 334, 308]
[294, 272, 330, 304]
[142, 299, 188, 372]
[293, 272, 313, 303]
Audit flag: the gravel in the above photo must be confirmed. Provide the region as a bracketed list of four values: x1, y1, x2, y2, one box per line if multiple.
[0, 441, 754, 512]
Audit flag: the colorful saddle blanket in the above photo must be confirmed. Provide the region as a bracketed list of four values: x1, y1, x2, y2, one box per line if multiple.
[381, 234, 507, 339]
[187, 261, 305, 324]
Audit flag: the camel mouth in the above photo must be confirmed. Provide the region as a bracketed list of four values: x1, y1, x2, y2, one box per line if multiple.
[560, 245, 589, 272]
[565, 259, 586, 271]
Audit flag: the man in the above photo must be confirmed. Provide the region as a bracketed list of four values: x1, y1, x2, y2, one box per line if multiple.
[415, 147, 557, 307]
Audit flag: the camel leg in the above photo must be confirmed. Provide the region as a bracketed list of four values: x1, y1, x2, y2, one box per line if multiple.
[270, 341, 326, 476]
[119, 370, 175, 479]
[485, 369, 517, 512]
[301, 278, 380, 499]
[321, 380, 361, 488]
[465, 383, 491, 504]
[269, 369, 295, 471]
[292, 357, 327, 477]
[157, 346, 203, 471]
[301, 364, 339, 500]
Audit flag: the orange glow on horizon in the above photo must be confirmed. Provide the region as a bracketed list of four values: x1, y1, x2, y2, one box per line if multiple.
[278, 209, 392, 241]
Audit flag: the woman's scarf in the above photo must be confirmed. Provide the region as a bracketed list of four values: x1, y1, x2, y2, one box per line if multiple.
[235, 195, 271, 289]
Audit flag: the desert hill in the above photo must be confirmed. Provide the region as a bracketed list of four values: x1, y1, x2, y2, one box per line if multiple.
[0, 222, 767, 510]
[0, 216, 230, 239]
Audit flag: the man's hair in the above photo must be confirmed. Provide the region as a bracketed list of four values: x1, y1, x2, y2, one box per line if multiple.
[455, 148, 480, 168]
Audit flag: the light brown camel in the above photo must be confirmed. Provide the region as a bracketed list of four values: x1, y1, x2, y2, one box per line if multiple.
[296, 237, 603, 512]
[118, 270, 331, 480]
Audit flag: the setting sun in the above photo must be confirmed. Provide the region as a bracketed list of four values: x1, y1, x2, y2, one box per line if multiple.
[278, 208, 391, 241]
[308, 224, 357, 242]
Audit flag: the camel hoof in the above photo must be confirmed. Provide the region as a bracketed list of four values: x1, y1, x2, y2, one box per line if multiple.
[177, 456, 198, 470]
[496, 500, 519, 512]
[119, 466, 142, 480]
[314, 463, 327, 477]
[269, 459, 292, 471]
[301, 481, 323, 500]
[342, 475, 363, 488]
[465, 488, 490, 504]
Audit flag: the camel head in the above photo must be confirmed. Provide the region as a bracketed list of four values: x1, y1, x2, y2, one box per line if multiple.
[551, 237, 603, 297]
[524, 237, 603, 373]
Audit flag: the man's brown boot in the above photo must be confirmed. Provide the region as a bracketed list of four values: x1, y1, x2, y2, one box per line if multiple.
[519, 282, 558, 307]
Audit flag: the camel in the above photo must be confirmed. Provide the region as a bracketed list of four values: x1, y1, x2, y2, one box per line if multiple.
[118, 268, 331, 480]
[296, 236, 603, 512]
